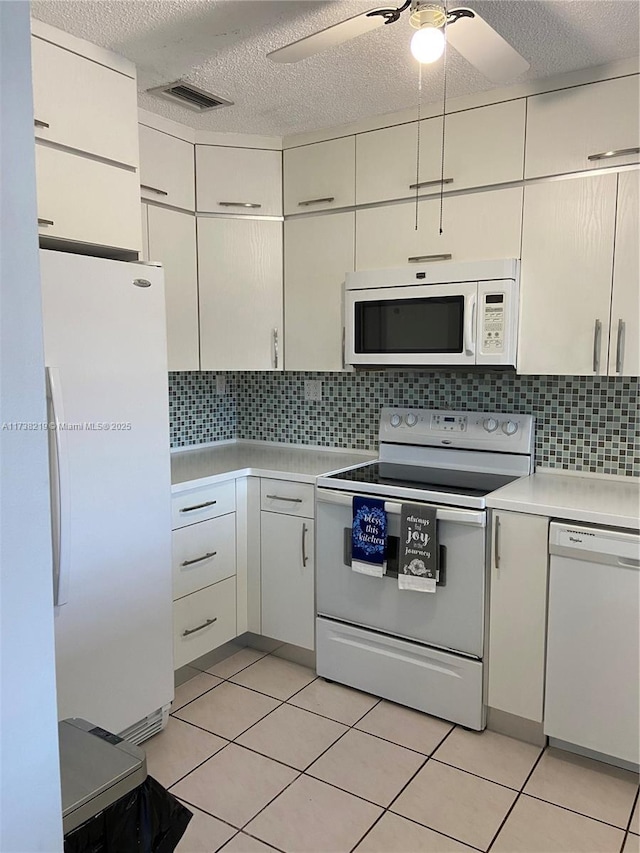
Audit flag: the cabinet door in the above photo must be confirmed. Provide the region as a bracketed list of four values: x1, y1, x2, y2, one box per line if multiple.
[609, 171, 640, 376]
[261, 512, 314, 651]
[36, 144, 141, 252]
[147, 206, 199, 371]
[488, 511, 549, 723]
[196, 146, 282, 215]
[519, 175, 617, 375]
[525, 76, 640, 179]
[356, 100, 526, 204]
[355, 187, 522, 270]
[31, 36, 138, 167]
[284, 137, 355, 214]
[284, 212, 355, 370]
[139, 125, 195, 211]
[198, 218, 283, 370]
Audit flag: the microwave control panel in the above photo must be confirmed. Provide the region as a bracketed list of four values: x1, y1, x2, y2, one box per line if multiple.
[481, 294, 505, 353]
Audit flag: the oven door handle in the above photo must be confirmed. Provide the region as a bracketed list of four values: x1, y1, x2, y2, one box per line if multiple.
[316, 488, 486, 527]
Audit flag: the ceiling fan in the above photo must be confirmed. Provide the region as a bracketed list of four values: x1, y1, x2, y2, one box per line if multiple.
[267, 1, 530, 84]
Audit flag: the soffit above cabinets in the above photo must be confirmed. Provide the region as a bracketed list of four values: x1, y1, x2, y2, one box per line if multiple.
[31, 0, 639, 137]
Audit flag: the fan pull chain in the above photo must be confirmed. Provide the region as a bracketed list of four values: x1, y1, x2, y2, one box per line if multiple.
[414, 63, 423, 231]
[439, 13, 448, 235]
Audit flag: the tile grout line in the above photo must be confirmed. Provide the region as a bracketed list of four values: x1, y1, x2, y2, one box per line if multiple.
[620, 786, 640, 852]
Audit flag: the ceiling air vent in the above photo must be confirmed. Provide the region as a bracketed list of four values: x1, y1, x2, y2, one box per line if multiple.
[147, 81, 233, 112]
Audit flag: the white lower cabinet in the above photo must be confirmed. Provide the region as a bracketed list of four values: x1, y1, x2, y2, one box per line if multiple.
[355, 187, 522, 270]
[172, 513, 236, 600]
[260, 479, 315, 651]
[488, 510, 549, 723]
[173, 577, 237, 669]
[198, 217, 283, 370]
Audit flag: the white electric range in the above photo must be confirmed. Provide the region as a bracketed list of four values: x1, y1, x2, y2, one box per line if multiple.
[315, 407, 535, 730]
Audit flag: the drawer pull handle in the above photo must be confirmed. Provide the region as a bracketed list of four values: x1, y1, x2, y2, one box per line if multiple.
[182, 617, 217, 637]
[301, 522, 309, 567]
[298, 197, 335, 207]
[34, 119, 50, 129]
[141, 184, 169, 197]
[266, 494, 303, 503]
[408, 253, 452, 263]
[181, 551, 217, 567]
[587, 147, 640, 162]
[409, 178, 453, 190]
[38, 218, 54, 227]
[179, 500, 217, 513]
[218, 201, 262, 209]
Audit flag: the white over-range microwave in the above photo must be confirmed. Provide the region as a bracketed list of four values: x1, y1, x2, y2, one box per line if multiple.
[344, 259, 520, 368]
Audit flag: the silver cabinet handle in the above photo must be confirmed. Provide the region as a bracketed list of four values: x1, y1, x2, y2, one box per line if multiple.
[592, 319, 602, 373]
[181, 551, 217, 567]
[342, 327, 346, 370]
[141, 184, 168, 197]
[298, 197, 335, 207]
[409, 178, 453, 190]
[588, 147, 640, 162]
[266, 494, 303, 503]
[301, 522, 309, 567]
[218, 201, 262, 209]
[182, 617, 217, 637]
[408, 254, 452, 263]
[179, 499, 217, 513]
[272, 328, 279, 369]
[34, 119, 50, 129]
[615, 319, 626, 374]
[494, 516, 501, 570]
[38, 218, 54, 226]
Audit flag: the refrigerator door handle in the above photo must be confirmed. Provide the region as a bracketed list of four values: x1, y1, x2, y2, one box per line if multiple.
[46, 367, 70, 606]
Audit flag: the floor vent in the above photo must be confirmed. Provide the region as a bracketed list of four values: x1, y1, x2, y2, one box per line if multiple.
[147, 80, 234, 112]
[119, 704, 170, 745]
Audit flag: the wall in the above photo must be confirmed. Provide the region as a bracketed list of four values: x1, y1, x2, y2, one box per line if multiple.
[169, 371, 639, 477]
[0, 3, 64, 850]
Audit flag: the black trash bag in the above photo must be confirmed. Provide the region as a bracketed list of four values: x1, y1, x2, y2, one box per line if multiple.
[64, 776, 192, 853]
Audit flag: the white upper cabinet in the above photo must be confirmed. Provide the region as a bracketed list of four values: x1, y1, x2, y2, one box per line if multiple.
[198, 217, 283, 371]
[284, 212, 355, 371]
[139, 125, 195, 211]
[284, 137, 356, 214]
[609, 170, 639, 377]
[356, 100, 526, 205]
[36, 144, 141, 252]
[31, 35, 138, 167]
[146, 206, 200, 371]
[519, 174, 617, 375]
[356, 187, 522, 270]
[196, 146, 282, 215]
[525, 76, 640, 179]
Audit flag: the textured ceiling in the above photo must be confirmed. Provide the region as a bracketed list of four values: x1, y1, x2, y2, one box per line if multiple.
[31, 0, 640, 136]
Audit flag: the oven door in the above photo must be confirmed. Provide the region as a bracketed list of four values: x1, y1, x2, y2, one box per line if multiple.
[316, 488, 486, 657]
[345, 282, 477, 367]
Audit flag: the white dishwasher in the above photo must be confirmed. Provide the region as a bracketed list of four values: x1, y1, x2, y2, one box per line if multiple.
[545, 522, 640, 768]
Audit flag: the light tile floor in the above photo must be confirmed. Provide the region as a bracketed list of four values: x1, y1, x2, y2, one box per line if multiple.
[143, 650, 640, 853]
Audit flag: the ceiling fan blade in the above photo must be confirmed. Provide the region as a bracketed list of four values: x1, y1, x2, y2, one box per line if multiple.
[267, 8, 390, 64]
[447, 7, 530, 84]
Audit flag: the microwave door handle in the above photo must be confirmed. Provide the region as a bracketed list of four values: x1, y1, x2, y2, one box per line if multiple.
[464, 293, 477, 356]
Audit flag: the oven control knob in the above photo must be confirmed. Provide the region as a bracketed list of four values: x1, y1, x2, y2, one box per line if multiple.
[390, 414, 402, 427]
[483, 417, 499, 433]
[502, 420, 519, 436]
[405, 413, 418, 427]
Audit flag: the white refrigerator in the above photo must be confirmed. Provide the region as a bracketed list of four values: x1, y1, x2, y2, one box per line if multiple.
[40, 249, 174, 742]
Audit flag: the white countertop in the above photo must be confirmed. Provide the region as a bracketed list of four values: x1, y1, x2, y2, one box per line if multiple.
[171, 441, 376, 492]
[487, 470, 640, 530]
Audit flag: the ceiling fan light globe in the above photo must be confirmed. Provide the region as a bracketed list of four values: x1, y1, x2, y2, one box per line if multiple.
[410, 25, 445, 63]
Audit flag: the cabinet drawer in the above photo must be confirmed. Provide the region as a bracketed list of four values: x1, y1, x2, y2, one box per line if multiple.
[525, 76, 640, 179]
[172, 481, 236, 529]
[260, 479, 314, 516]
[173, 577, 236, 669]
[173, 513, 236, 600]
[284, 137, 355, 214]
[196, 146, 282, 215]
[139, 125, 195, 211]
[36, 145, 141, 252]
